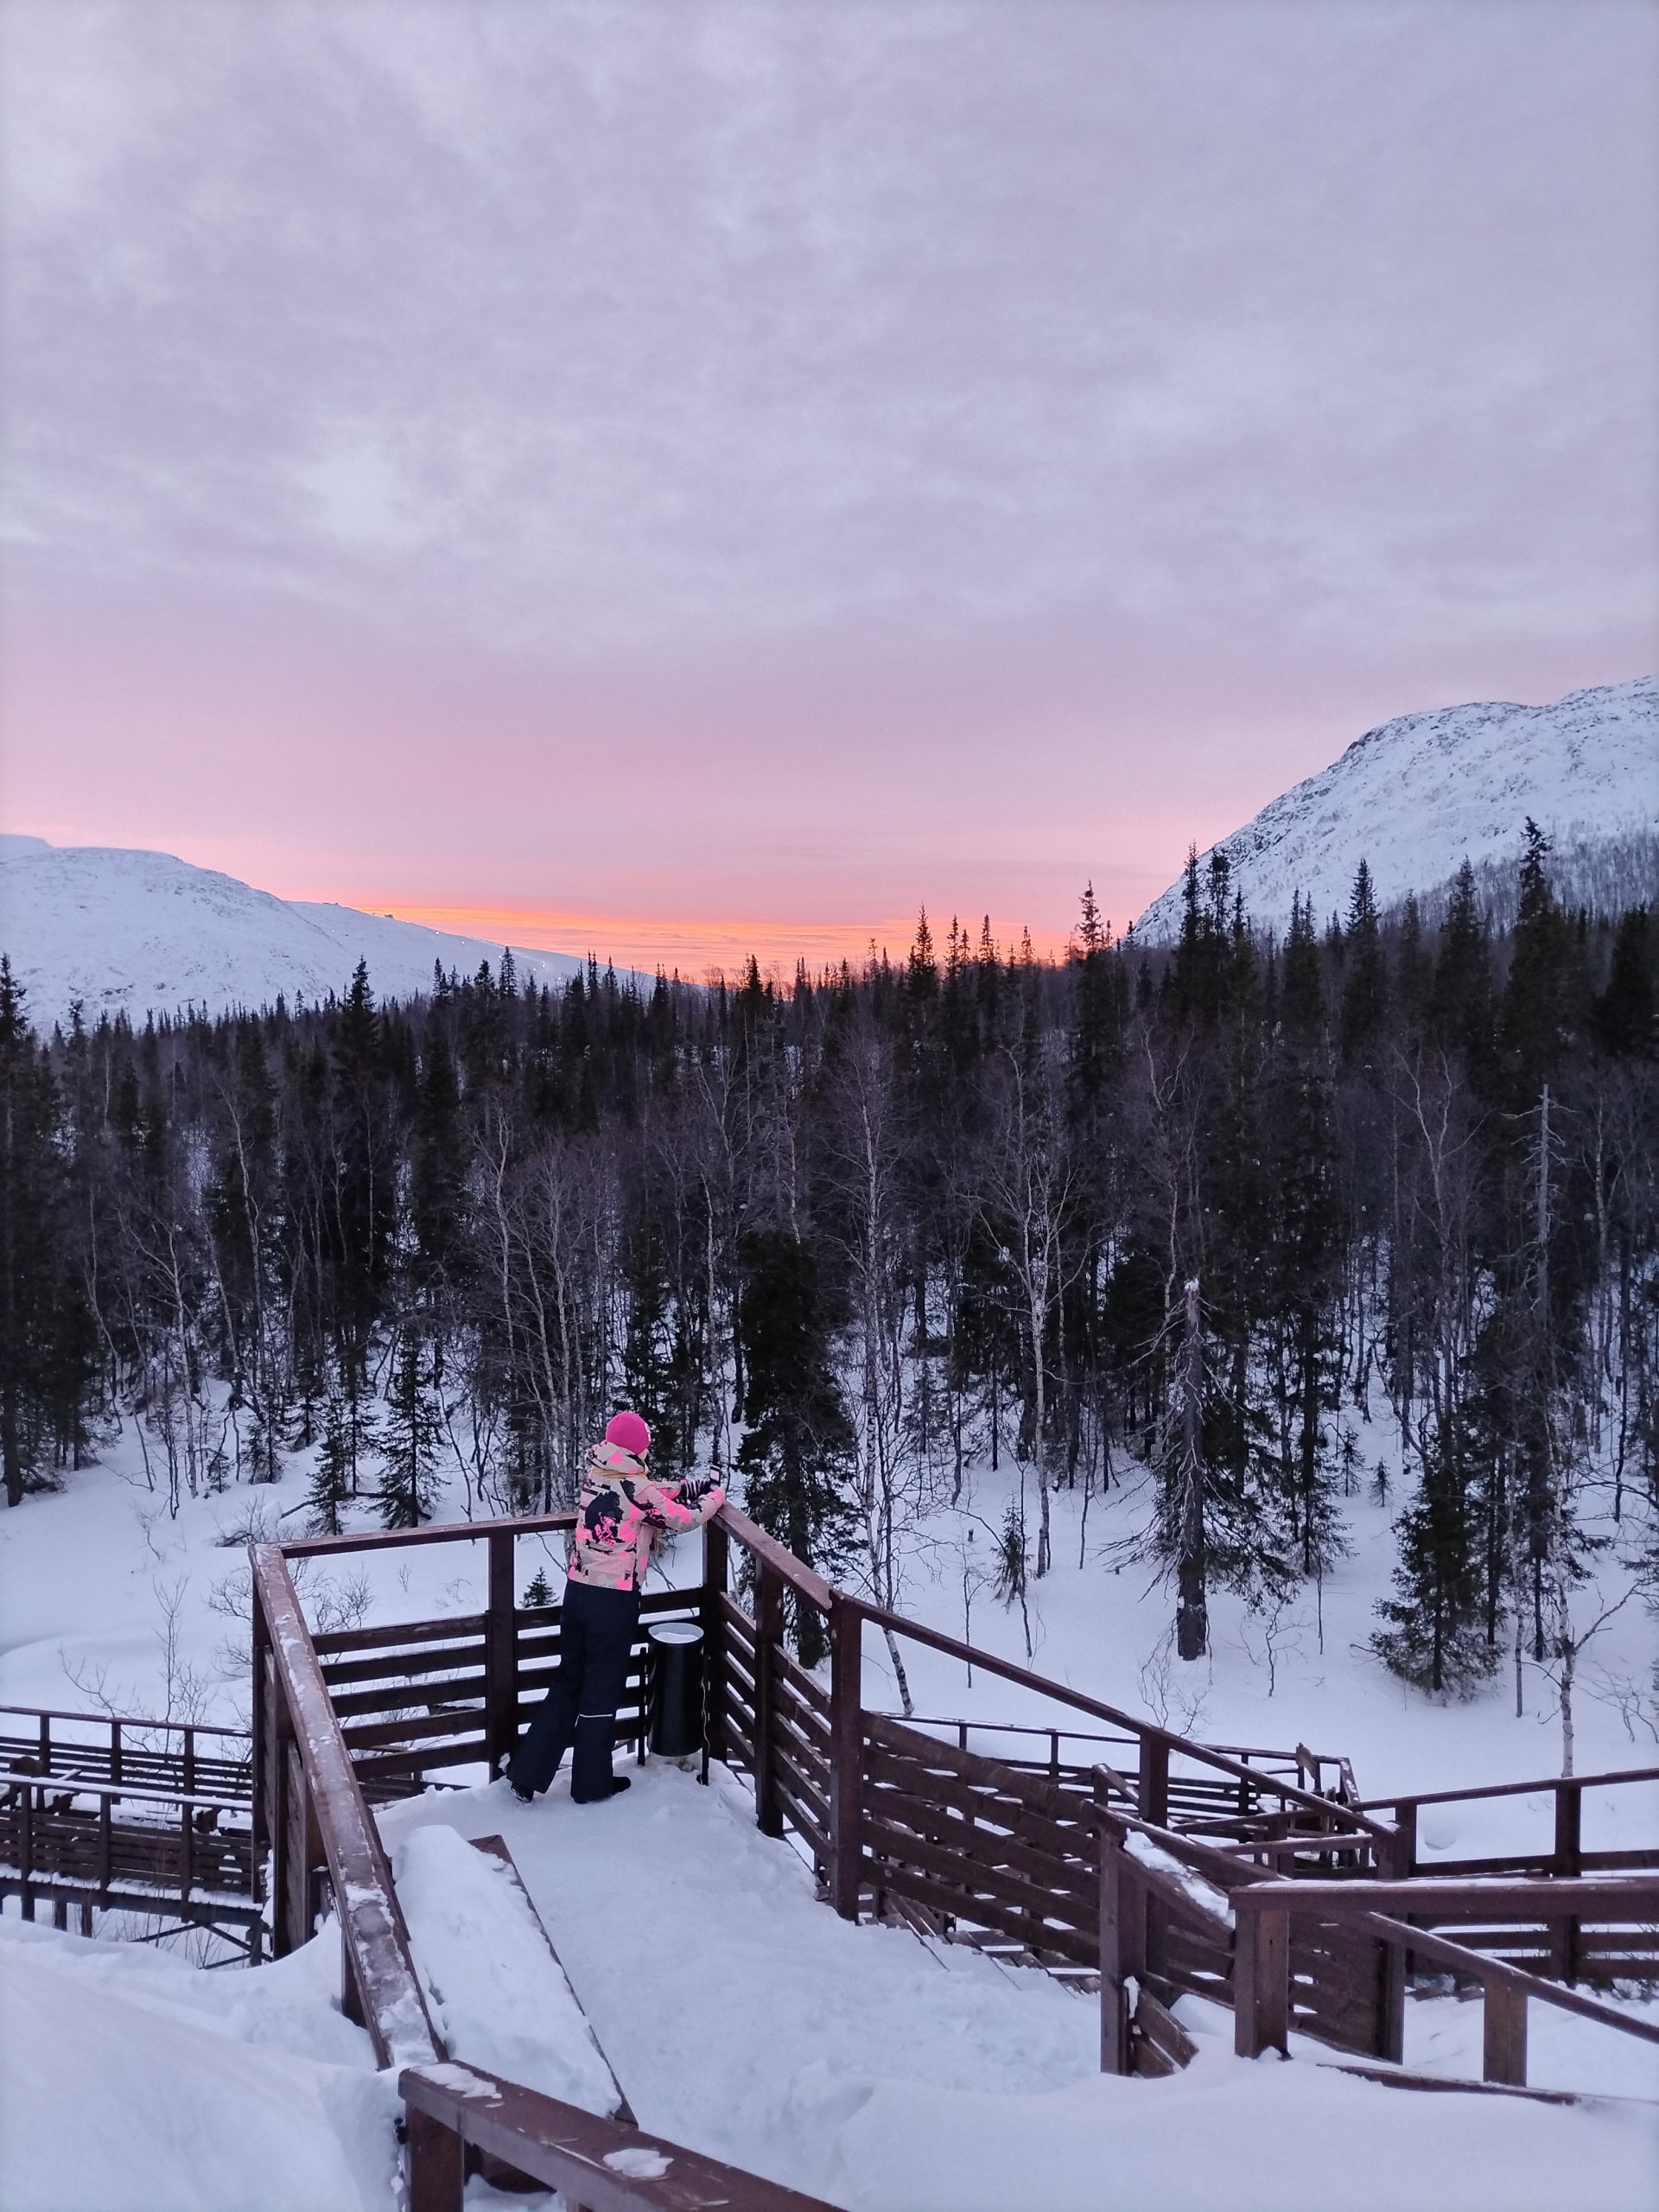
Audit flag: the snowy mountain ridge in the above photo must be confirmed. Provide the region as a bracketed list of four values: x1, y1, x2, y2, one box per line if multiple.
[1132, 677, 1658, 944]
[0, 836, 596, 1033]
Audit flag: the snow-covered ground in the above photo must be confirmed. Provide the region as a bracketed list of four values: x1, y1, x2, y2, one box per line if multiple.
[0, 1912, 397, 2212]
[5, 1760, 1655, 2212]
[2, 1420, 1656, 2210]
[0, 835, 596, 1033]
[1133, 676, 1658, 942]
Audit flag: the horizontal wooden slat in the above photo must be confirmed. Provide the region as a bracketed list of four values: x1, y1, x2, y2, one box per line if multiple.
[340, 1707, 488, 1752]
[772, 1747, 829, 1829]
[865, 1813, 1096, 1940]
[867, 1714, 1088, 1826]
[773, 1689, 831, 1759]
[864, 1784, 1096, 1903]
[871, 1861, 1098, 1969]
[313, 1613, 486, 1656]
[864, 1750, 1093, 1861]
[772, 1709, 830, 1782]
[328, 1670, 488, 1719]
[775, 1652, 830, 1719]
[720, 1593, 758, 1644]
[773, 1774, 830, 1864]
[321, 1642, 488, 1690]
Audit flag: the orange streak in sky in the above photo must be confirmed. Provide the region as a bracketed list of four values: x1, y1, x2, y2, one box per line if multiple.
[379, 906, 1076, 982]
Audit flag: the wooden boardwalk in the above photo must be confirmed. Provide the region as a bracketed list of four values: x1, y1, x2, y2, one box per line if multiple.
[255, 1502, 1659, 2143]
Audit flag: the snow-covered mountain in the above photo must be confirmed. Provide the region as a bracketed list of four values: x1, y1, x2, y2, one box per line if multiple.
[1132, 677, 1658, 944]
[0, 836, 597, 1033]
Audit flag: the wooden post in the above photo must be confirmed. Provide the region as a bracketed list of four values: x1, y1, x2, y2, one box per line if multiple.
[753, 1562, 785, 1839]
[1391, 1801, 1418, 1878]
[1375, 1818, 1410, 2062]
[485, 1529, 518, 1781]
[828, 1597, 862, 1922]
[1234, 1904, 1290, 2058]
[251, 1578, 269, 1891]
[1137, 1731, 1169, 1827]
[1135, 1733, 1171, 1987]
[1096, 1777, 1143, 2076]
[1376, 1927, 1406, 2064]
[701, 1518, 728, 1770]
[405, 2107, 465, 2212]
[1482, 1977, 1528, 2088]
[1554, 1783, 1582, 1984]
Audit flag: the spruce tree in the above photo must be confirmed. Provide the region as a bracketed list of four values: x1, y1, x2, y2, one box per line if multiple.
[307, 1395, 353, 1535]
[375, 1332, 444, 1529]
[0, 961, 92, 1504]
[1500, 820, 1580, 1101]
[734, 1229, 855, 1664]
[1373, 1415, 1496, 1694]
[1338, 860, 1388, 1064]
[1428, 861, 1493, 1067]
[410, 1014, 464, 1292]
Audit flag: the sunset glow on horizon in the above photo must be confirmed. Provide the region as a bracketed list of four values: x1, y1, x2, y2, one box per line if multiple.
[356, 903, 1082, 985]
[2, 5, 1652, 946]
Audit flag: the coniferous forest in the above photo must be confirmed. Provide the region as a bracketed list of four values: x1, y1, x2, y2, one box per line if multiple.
[3, 828, 1656, 1707]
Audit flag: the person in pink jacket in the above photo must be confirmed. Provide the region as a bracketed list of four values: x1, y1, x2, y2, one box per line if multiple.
[506, 1411, 724, 1803]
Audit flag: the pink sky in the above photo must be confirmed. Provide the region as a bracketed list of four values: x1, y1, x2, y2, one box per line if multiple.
[3, 3, 1655, 973]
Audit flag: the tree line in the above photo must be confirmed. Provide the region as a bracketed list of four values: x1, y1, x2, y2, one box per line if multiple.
[2, 825, 1654, 1713]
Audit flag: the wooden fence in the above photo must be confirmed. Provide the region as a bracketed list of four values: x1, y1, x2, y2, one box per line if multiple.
[0, 1706, 260, 1951]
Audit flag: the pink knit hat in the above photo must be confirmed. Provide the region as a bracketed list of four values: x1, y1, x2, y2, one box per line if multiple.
[605, 1409, 652, 1457]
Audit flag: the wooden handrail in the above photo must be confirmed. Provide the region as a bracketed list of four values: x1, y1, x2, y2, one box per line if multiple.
[0, 1768, 249, 1815]
[851, 1596, 1397, 1843]
[1357, 1764, 1659, 1813]
[251, 1545, 442, 2069]
[1232, 1882, 1659, 2052]
[715, 1503, 836, 1611]
[1230, 1873, 1659, 1916]
[399, 2058, 837, 2211]
[281, 1511, 577, 1560]
[0, 1703, 251, 1740]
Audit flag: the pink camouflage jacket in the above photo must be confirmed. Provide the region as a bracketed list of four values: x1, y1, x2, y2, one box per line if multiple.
[566, 1439, 725, 1593]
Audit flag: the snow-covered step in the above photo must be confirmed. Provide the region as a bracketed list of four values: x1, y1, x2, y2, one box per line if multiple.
[391, 1824, 628, 2121]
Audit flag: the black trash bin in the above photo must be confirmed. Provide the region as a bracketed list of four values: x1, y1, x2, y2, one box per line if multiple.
[647, 1620, 704, 1758]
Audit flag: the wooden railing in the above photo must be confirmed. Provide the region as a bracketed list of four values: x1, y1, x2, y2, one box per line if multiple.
[251, 1535, 837, 2209]
[1363, 1766, 1659, 1880]
[0, 1705, 259, 1950]
[1230, 1874, 1659, 2090]
[402, 2059, 835, 2212]
[261, 1500, 1659, 2117]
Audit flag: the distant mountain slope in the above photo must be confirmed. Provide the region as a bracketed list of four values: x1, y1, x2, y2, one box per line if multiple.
[0, 837, 594, 1031]
[1132, 677, 1658, 944]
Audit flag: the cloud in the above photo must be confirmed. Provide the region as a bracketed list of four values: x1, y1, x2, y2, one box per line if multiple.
[0, 0, 1654, 951]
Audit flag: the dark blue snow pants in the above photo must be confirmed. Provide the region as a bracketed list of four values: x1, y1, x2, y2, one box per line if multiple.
[506, 1579, 640, 1801]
